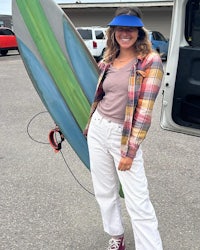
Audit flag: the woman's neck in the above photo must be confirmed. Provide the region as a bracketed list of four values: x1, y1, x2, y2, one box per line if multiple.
[117, 49, 136, 62]
[113, 51, 136, 69]
[116, 54, 136, 62]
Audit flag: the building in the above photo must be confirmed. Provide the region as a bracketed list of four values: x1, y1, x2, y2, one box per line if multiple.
[59, 0, 174, 37]
[0, 1, 173, 37]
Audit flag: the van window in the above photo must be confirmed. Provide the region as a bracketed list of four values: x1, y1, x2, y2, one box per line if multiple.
[95, 30, 105, 40]
[77, 29, 92, 40]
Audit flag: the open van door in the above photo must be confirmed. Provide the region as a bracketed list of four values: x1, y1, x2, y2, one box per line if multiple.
[160, 0, 200, 137]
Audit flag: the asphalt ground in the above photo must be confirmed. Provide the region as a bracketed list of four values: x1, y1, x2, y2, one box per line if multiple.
[0, 51, 200, 250]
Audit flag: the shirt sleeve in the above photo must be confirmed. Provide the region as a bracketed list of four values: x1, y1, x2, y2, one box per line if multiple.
[127, 52, 164, 159]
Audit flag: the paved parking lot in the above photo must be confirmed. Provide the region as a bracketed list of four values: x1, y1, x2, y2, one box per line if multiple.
[0, 51, 200, 250]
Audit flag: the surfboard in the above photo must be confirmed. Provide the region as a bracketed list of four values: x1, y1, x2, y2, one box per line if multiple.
[12, 0, 99, 169]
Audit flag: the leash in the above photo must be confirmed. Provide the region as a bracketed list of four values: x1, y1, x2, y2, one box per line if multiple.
[48, 126, 65, 153]
[27, 111, 94, 197]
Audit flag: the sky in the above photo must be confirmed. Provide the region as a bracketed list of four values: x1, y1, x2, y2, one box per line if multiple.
[0, 0, 119, 15]
[1, 0, 167, 15]
[0, 0, 71, 15]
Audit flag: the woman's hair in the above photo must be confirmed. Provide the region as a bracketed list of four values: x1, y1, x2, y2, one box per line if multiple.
[103, 7, 152, 63]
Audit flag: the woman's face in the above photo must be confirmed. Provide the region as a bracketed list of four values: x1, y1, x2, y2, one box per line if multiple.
[114, 26, 138, 49]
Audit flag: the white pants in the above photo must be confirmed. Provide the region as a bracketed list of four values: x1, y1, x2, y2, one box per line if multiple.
[87, 110, 163, 250]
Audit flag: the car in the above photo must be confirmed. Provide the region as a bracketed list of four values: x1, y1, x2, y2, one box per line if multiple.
[149, 31, 169, 61]
[77, 26, 107, 62]
[0, 27, 18, 56]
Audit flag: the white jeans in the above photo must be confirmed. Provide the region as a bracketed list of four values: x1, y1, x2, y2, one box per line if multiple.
[87, 110, 163, 250]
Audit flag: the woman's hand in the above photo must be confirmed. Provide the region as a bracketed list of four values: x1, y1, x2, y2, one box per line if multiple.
[118, 157, 133, 171]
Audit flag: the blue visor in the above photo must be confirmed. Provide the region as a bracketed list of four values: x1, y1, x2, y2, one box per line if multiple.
[108, 15, 144, 27]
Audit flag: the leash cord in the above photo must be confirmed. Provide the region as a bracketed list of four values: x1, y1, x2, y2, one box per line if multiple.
[26, 111, 94, 197]
[60, 150, 94, 196]
[26, 111, 49, 145]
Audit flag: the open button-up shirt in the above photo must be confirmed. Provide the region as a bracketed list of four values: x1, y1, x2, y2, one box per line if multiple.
[84, 52, 164, 159]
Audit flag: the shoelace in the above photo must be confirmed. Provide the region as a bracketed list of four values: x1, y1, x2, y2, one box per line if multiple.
[107, 238, 122, 250]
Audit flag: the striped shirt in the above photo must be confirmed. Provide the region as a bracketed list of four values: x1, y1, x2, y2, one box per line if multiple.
[84, 51, 164, 159]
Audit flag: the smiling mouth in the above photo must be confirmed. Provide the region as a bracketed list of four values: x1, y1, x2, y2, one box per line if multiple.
[121, 38, 131, 41]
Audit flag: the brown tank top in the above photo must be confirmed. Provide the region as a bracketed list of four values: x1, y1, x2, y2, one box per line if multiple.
[97, 59, 134, 124]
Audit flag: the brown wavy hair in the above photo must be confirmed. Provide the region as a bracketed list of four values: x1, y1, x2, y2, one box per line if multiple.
[103, 7, 152, 63]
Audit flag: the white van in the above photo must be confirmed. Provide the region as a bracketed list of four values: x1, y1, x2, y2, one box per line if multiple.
[160, 0, 200, 137]
[77, 26, 107, 62]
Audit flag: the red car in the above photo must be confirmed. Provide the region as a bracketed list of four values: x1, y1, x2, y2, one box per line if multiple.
[0, 27, 18, 56]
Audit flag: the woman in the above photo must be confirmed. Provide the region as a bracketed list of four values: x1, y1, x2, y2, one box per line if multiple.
[84, 7, 163, 250]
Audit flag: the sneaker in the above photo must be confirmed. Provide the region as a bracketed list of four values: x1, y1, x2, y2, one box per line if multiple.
[107, 237, 126, 250]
